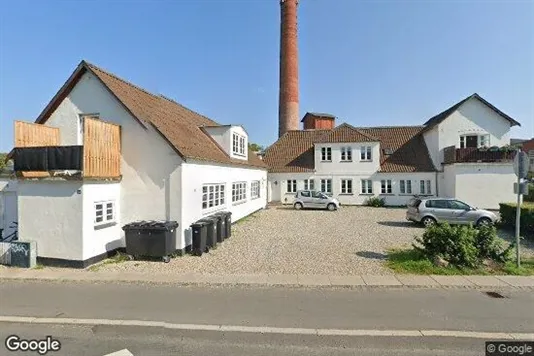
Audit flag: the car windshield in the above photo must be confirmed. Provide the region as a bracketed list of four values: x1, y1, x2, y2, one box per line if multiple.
[449, 200, 470, 210]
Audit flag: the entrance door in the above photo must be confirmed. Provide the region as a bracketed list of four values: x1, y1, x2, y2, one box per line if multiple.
[465, 135, 478, 148]
[0, 192, 18, 240]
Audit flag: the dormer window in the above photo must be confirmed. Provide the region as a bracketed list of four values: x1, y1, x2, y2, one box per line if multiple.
[232, 132, 246, 156]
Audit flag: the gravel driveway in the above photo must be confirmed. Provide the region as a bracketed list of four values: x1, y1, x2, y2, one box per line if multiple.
[98, 206, 422, 275]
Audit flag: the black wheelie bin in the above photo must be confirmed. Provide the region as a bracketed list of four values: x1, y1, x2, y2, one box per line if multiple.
[191, 220, 209, 256]
[212, 213, 225, 243]
[122, 220, 179, 263]
[199, 216, 218, 250]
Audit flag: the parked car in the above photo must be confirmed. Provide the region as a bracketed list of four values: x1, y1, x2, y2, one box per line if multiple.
[293, 190, 340, 211]
[406, 197, 497, 227]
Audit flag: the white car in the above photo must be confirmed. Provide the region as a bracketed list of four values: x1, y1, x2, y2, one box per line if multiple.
[293, 190, 340, 211]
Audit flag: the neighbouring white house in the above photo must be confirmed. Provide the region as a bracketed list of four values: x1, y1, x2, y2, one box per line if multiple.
[5, 60, 267, 267]
[264, 94, 521, 210]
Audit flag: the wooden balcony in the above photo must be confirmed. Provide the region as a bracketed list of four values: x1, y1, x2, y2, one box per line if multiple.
[443, 146, 517, 164]
[11, 118, 121, 179]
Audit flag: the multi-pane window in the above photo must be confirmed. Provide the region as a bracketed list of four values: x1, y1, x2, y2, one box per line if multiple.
[381, 179, 392, 194]
[287, 180, 297, 193]
[321, 147, 332, 161]
[460, 134, 490, 149]
[320, 179, 332, 194]
[420, 180, 432, 195]
[361, 179, 373, 194]
[341, 179, 353, 194]
[232, 133, 246, 156]
[251, 180, 260, 199]
[232, 182, 247, 203]
[95, 200, 115, 226]
[304, 179, 315, 191]
[399, 180, 412, 194]
[360, 146, 372, 161]
[340, 147, 352, 161]
[202, 183, 225, 210]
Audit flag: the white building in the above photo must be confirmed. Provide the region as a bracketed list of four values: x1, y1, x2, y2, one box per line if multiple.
[264, 94, 521, 210]
[6, 60, 267, 267]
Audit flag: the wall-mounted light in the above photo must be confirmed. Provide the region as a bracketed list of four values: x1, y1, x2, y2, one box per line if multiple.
[274, 181, 278, 185]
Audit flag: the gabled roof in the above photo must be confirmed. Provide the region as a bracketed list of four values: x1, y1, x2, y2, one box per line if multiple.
[300, 112, 336, 122]
[263, 124, 435, 173]
[422, 93, 521, 132]
[35, 60, 266, 169]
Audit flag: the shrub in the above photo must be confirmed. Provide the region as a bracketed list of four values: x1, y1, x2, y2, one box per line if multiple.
[365, 196, 385, 207]
[524, 183, 534, 202]
[413, 223, 512, 268]
[499, 202, 534, 237]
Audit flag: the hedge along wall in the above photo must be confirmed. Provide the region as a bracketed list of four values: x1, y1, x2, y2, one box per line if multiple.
[499, 202, 534, 238]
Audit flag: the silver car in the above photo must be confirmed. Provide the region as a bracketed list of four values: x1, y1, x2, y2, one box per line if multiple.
[406, 197, 497, 227]
[293, 190, 340, 211]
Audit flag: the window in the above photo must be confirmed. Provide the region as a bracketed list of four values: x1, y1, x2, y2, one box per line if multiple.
[320, 179, 332, 194]
[251, 180, 260, 199]
[300, 191, 311, 197]
[232, 133, 246, 156]
[340, 179, 353, 194]
[449, 200, 470, 210]
[95, 200, 115, 226]
[479, 135, 490, 148]
[460, 134, 490, 149]
[340, 147, 352, 161]
[287, 179, 297, 193]
[304, 179, 315, 191]
[360, 146, 372, 161]
[399, 180, 412, 194]
[381, 179, 392, 194]
[202, 183, 225, 210]
[312, 191, 325, 198]
[321, 147, 332, 161]
[232, 182, 247, 203]
[426, 200, 448, 209]
[420, 180, 432, 195]
[361, 180, 373, 194]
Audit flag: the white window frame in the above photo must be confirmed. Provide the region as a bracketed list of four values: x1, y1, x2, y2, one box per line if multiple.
[361, 179, 373, 194]
[420, 180, 432, 195]
[320, 179, 332, 194]
[459, 134, 490, 149]
[340, 179, 353, 194]
[303, 179, 315, 191]
[94, 200, 115, 226]
[232, 182, 247, 203]
[251, 180, 260, 200]
[340, 147, 352, 161]
[360, 146, 372, 161]
[399, 179, 412, 194]
[232, 132, 246, 156]
[321, 147, 332, 161]
[286, 180, 297, 193]
[380, 179, 392, 194]
[202, 183, 226, 210]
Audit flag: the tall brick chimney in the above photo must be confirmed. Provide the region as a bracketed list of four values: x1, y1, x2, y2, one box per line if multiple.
[278, 0, 300, 138]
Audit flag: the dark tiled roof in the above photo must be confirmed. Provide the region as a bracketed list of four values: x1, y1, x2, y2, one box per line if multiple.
[300, 112, 336, 122]
[423, 93, 520, 131]
[263, 125, 436, 173]
[35, 61, 266, 169]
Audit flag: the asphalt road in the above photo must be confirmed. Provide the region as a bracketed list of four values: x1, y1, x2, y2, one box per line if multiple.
[0, 281, 533, 355]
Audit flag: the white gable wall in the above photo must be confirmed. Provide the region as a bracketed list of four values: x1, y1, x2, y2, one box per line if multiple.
[181, 160, 267, 247]
[426, 98, 512, 167]
[422, 126, 440, 170]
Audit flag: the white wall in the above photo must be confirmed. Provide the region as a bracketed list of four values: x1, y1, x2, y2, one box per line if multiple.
[17, 181, 84, 260]
[82, 182, 122, 260]
[181, 160, 267, 248]
[429, 97, 512, 167]
[443, 163, 516, 209]
[0, 179, 18, 238]
[422, 126, 440, 170]
[268, 172, 436, 206]
[314, 142, 381, 174]
[45, 71, 183, 249]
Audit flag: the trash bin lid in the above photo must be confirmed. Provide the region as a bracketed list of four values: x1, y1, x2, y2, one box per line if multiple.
[191, 220, 209, 228]
[122, 220, 178, 231]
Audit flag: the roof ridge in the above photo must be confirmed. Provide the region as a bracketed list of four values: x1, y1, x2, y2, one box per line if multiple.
[358, 125, 425, 129]
[334, 123, 379, 141]
[83, 60, 160, 100]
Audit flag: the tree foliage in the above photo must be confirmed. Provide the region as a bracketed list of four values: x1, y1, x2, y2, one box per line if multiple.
[0, 153, 7, 171]
[248, 143, 263, 152]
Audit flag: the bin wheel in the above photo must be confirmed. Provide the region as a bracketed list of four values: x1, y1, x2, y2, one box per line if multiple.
[162, 256, 171, 263]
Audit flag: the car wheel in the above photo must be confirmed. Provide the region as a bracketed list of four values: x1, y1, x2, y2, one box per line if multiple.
[327, 203, 336, 211]
[294, 202, 303, 210]
[477, 217, 492, 227]
[421, 216, 436, 227]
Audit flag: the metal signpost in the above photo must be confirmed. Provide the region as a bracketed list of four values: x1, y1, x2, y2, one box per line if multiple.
[513, 149, 530, 267]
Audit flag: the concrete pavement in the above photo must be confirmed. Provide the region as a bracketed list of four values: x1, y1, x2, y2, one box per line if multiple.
[1, 268, 533, 288]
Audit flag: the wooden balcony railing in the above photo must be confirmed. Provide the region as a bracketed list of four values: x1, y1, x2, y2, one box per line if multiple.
[11, 118, 121, 178]
[443, 146, 517, 164]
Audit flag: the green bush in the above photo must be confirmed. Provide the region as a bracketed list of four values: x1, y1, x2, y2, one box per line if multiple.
[413, 223, 512, 268]
[524, 183, 534, 202]
[365, 196, 385, 207]
[499, 202, 534, 237]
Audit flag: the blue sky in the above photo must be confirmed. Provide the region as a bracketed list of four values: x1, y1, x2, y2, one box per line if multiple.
[0, 0, 532, 152]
